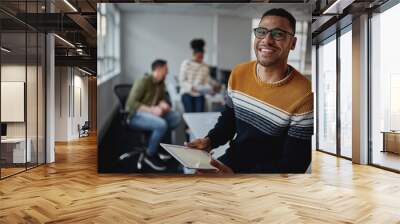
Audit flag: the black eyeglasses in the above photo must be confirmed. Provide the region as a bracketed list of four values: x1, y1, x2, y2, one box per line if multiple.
[253, 27, 294, 41]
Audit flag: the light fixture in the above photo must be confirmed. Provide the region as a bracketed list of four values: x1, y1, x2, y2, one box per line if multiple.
[78, 67, 92, 76]
[1, 47, 11, 53]
[322, 0, 355, 15]
[63, 0, 78, 12]
[54, 34, 75, 48]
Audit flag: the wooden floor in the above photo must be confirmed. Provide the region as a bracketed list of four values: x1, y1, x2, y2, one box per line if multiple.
[1, 167, 26, 178]
[372, 151, 400, 171]
[1, 135, 400, 223]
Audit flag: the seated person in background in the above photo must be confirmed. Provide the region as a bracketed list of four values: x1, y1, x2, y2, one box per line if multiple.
[179, 38, 214, 112]
[186, 8, 313, 174]
[125, 59, 182, 171]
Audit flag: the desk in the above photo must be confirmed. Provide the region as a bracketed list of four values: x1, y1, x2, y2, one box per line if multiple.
[381, 131, 400, 154]
[1, 138, 31, 163]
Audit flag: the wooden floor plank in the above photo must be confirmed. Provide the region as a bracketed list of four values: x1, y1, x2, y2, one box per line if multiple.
[0, 135, 400, 223]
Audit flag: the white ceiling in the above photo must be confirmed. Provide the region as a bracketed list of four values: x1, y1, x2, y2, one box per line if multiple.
[115, 3, 311, 21]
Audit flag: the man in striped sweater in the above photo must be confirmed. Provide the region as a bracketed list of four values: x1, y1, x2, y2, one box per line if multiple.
[186, 8, 313, 173]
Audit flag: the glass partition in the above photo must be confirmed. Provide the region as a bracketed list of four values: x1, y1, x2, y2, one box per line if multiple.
[317, 35, 337, 155]
[0, 1, 46, 179]
[339, 27, 352, 158]
[1, 30, 28, 177]
[370, 3, 400, 171]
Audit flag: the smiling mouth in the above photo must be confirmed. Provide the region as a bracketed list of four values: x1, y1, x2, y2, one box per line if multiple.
[260, 48, 273, 53]
[258, 47, 276, 56]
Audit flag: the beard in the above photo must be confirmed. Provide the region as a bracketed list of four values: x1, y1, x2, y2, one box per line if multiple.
[256, 52, 279, 67]
[255, 43, 279, 67]
[257, 57, 275, 67]
[255, 46, 289, 68]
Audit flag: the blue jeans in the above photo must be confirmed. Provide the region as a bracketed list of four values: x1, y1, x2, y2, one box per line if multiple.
[181, 94, 205, 112]
[129, 111, 181, 156]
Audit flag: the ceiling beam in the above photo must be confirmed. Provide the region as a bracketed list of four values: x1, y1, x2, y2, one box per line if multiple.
[67, 13, 97, 39]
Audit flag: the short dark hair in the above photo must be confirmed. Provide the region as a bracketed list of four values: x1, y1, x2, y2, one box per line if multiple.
[261, 8, 296, 34]
[190, 38, 205, 54]
[151, 59, 167, 71]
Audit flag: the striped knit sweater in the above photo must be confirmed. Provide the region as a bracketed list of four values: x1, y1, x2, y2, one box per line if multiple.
[206, 60, 313, 173]
[179, 59, 210, 96]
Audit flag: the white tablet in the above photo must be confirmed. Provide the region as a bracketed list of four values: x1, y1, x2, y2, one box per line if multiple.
[160, 143, 217, 170]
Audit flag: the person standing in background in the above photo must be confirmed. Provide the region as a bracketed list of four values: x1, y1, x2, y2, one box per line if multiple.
[179, 38, 213, 112]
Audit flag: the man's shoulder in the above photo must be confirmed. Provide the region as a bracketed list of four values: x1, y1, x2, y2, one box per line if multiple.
[141, 74, 153, 81]
[133, 74, 151, 86]
[285, 69, 313, 108]
[291, 69, 311, 92]
[229, 60, 256, 81]
[232, 60, 256, 72]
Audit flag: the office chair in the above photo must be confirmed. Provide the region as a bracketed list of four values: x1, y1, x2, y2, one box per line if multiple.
[114, 84, 148, 170]
[78, 121, 90, 138]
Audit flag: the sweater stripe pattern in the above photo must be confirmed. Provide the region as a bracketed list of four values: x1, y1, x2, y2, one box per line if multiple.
[227, 61, 313, 140]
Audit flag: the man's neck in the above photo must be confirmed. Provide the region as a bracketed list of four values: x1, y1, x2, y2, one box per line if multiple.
[152, 73, 160, 83]
[257, 62, 289, 83]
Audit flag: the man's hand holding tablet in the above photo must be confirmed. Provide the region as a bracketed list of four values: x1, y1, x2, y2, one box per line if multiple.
[185, 138, 234, 174]
[160, 143, 217, 170]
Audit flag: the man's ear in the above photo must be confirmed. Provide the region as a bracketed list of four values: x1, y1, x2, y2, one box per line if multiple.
[291, 37, 297, 50]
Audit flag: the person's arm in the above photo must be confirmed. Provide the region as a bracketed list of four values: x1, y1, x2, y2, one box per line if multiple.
[202, 65, 210, 85]
[270, 93, 313, 173]
[206, 103, 236, 149]
[187, 70, 237, 151]
[125, 79, 162, 116]
[186, 103, 236, 151]
[157, 87, 171, 114]
[125, 79, 146, 114]
[205, 77, 236, 148]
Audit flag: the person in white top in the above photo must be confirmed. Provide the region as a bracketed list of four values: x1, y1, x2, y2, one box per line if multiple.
[179, 38, 212, 112]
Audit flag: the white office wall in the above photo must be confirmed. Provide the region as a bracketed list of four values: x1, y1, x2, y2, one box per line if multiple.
[72, 74, 89, 138]
[55, 67, 69, 141]
[217, 15, 252, 70]
[54, 67, 89, 141]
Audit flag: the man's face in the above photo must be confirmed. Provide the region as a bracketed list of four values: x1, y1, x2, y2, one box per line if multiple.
[254, 16, 297, 67]
[157, 64, 168, 81]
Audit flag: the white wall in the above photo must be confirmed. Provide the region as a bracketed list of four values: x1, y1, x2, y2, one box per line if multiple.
[72, 74, 89, 138]
[55, 67, 69, 141]
[54, 67, 89, 141]
[217, 15, 252, 70]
